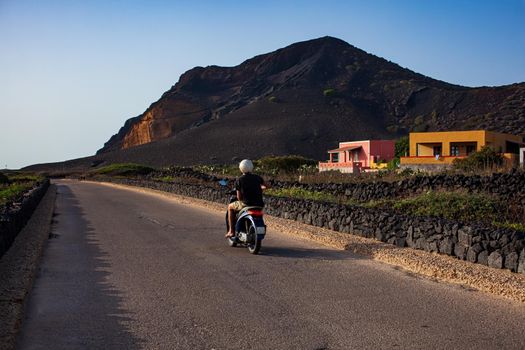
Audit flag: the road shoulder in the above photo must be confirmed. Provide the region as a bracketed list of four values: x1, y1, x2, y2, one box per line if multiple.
[0, 185, 56, 350]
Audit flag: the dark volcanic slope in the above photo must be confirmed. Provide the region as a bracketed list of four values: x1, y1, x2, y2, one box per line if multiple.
[27, 36, 525, 170]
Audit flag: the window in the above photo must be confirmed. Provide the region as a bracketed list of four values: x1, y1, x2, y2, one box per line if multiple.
[450, 145, 460, 156]
[506, 141, 520, 154]
[332, 153, 339, 163]
[466, 145, 476, 155]
[353, 151, 359, 162]
[433, 146, 442, 156]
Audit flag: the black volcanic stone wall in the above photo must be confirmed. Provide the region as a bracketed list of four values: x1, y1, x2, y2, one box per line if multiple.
[0, 179, 50, 258]
[271, 169, 525, 204]
[142, 167, 525, 204]
[96, 177, 525, 274]
[263, 196, 525, 273]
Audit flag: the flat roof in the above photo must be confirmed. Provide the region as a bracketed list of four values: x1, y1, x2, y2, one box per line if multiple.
[328, 145, 362, 153]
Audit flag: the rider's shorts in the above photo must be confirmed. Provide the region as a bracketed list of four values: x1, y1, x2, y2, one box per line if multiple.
[229, 200, 246, 212]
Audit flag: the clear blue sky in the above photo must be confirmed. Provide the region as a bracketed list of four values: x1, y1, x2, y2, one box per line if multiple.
[1, 0, 524, 169]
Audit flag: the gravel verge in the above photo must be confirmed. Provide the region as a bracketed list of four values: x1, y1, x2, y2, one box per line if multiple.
[0, 185, 56, 350]
[95, 181, 525, 304]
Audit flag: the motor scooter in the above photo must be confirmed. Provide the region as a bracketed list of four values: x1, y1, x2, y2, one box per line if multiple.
[219, 180, 266, 254]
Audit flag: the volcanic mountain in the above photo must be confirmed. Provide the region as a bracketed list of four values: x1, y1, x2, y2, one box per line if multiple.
[29, 36, 525, 170]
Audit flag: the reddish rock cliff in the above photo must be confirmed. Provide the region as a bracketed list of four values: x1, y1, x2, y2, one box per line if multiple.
[92, 36, 524, 166]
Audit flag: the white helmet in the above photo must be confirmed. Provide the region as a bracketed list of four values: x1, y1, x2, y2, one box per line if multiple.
[239, 159, 254, 174]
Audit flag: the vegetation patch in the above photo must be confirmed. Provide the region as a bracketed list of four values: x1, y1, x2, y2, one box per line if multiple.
[0, 183, 34, 206]
[323, 89, 336, 97]
[194, 156, 318, 178]
[91, 163, 156, 177]
[452, 146, 504, 172]
[323, 88, 336, 97]
[0, 172, 9, 185]
[386, 136, 409, 169]
[255, 156, 317, 175]
[266, 187, 339, 203]
[267, 184, 524, 230]
[157, 176, 176, 183]
[194, 164, 239, 177]
[366, 190, 524, 230]
[0, 172, 44, 206]
[392, 191, 501, 223]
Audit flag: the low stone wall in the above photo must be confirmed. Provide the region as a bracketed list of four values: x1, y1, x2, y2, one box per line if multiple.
[147, 167, 525, 204]
[264, 196, 525, 273]
[0, 180, 50, 258]
[271, 169, 525, 204]
[94, 177, 525, 274]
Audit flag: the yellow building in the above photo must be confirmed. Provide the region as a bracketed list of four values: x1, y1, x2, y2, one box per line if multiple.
[400, 130, 524, 169]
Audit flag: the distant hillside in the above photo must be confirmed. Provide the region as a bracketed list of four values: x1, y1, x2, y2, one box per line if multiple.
[26, 36, 525, 171]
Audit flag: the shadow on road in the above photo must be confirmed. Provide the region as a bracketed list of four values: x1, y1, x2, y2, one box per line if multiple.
[259, 245, 358, 261]
[17, 184, 145, 349]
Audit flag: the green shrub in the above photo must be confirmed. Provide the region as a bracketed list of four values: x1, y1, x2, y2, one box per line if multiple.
[0, 172, 9, 184]
[387, 158, 400, 170]
[92, 163, 155, 176]
[255, 156, 317, 175]
[385, 136, 409, 170]
[323, 88, 336, 97]
[194, 164, 239, 176]
[395, 136, 409, 158]
[452, 146, 503, 172]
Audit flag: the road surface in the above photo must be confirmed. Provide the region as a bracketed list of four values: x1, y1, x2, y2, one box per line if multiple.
[17, 180, 525, 349]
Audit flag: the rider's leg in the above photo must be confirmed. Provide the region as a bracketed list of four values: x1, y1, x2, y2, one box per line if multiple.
[226, 203, 236, 237]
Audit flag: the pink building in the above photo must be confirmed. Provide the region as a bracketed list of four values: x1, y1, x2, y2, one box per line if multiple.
[319, 140, 396, 173]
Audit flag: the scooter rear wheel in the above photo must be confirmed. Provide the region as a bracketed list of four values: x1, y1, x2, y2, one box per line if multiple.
[247, 224, 261, 254]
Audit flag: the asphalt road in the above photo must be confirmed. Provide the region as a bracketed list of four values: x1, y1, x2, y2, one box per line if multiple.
[16, 180, 525, 349]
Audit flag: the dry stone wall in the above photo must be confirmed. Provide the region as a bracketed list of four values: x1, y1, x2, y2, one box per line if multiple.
[0, 179, 50, 258]
[271, 169, 525, 204]
[146, 167, 525, 203]
[95, 177, 525, 274]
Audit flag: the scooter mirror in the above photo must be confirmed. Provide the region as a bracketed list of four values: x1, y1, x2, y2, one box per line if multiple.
[218, 179, 229, 187]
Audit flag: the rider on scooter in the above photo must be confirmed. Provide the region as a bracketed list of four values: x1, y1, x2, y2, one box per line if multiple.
[225, 159, 268, 238]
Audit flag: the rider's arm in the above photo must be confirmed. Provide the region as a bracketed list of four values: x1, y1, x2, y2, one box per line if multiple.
[236, 190, 243, 201]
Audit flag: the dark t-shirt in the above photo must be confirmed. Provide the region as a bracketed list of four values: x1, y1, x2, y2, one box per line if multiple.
[234, 173, 265, 207]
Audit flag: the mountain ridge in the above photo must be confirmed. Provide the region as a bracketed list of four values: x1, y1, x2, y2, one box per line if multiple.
[26, 36, 525, 171]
